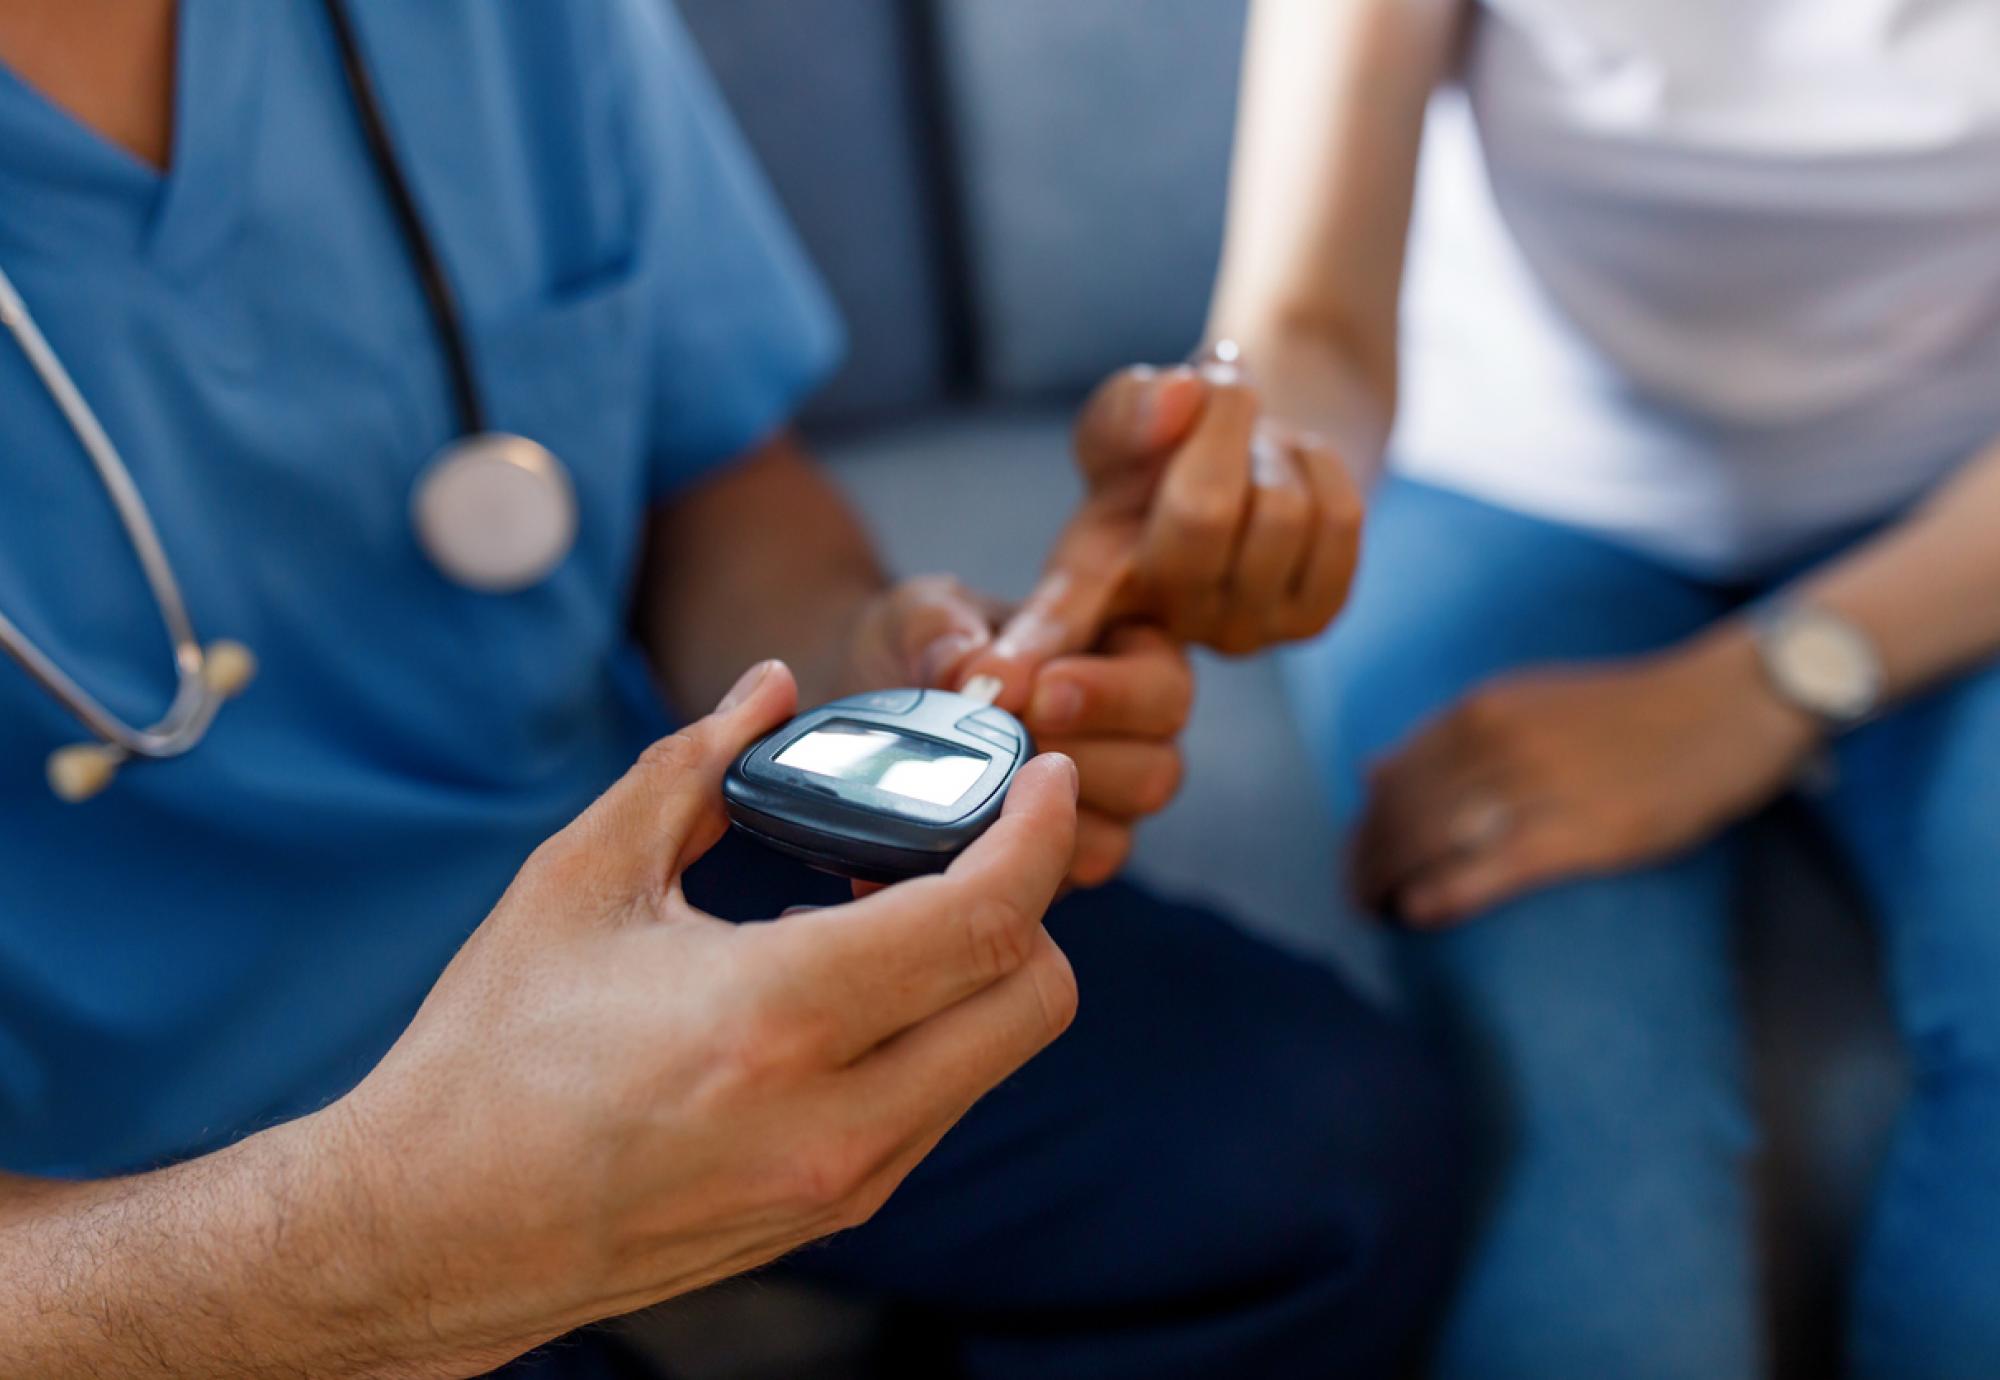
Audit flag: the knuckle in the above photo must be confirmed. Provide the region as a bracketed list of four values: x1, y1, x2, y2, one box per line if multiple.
[1277, 602, 1338, 643]
[520, 831, 588, 888]
[1319, 474, 1364, 529]
[713, 1004, 820, 1090]
[784, 1138, 875, 1217]
[1072, 829, 1131, 888]
[636, 729, 709, 782]
[1167, 489, 1242, 547]
[1174, 611, 1229, 649]
[1140, 753, 1185, 813]
[1025, 937, 1081, 1038]
[962, 892, 1036, 982]
[1259, 483, 1313, 532]
[1212, 623, 1264, 658]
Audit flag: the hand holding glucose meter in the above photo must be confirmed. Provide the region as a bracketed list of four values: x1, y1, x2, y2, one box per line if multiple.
[723, 677, 1031, 883]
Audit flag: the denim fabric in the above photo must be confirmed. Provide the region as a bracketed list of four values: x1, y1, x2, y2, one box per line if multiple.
[1284, 477, 2000, 1379]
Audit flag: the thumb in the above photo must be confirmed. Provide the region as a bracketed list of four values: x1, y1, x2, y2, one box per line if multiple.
[1073, 364, 1208, 480]
[581, 659, 800, 899]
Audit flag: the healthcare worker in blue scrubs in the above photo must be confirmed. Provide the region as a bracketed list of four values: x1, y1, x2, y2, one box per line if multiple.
[0, 2, 1462, 1377]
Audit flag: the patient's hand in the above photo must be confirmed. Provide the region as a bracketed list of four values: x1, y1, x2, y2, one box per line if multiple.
[1353, 632, 1821, 927]
[838, 576, 1194, 887]
[962, 361, 1364, 693]
[1008, 623, 1192, 886]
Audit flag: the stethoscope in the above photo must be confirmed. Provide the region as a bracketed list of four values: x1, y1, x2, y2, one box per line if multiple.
[0, 0, 578, 804]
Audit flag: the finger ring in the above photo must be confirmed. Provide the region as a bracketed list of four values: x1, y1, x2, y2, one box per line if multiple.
[1450, 794, 1514, 853]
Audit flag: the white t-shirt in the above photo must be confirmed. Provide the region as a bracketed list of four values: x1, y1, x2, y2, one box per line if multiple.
[1392, 0, 2000, 576]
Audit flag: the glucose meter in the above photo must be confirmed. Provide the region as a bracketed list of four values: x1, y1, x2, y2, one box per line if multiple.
[723, 678, 1031, 883]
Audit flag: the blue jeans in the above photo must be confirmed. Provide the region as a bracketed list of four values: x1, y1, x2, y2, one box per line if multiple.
[1284, 478, 2000, 1380]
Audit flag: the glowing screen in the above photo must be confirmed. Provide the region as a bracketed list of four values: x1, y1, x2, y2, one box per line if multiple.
[775, 723, 989, 807]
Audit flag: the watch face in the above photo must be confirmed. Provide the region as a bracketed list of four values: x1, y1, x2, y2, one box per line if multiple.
[1770, 610, 1881, 724]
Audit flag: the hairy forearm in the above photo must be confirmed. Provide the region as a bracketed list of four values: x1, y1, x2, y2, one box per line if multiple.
[1783, 440, 2000, 701]
[637, 431, 889, 713]
[0, 1109, 500, 1380]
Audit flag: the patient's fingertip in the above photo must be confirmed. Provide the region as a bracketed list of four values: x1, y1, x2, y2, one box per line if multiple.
[1150, 367, 1207, 444]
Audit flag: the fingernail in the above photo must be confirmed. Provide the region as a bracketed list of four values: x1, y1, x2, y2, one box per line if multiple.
[1047, 752, 1081, 799]
[718, 659, 776, 713]
[1029, 678, 1085, 733]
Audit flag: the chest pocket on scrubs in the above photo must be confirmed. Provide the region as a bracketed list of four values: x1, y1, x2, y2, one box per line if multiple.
[414, 264, 655, 777]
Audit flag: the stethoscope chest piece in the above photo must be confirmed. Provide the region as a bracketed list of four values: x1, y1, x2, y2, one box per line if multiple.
[411, 433, 578, 593]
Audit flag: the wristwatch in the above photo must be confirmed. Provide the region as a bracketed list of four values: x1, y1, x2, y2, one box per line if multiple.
[1751, 603, 1885, 731]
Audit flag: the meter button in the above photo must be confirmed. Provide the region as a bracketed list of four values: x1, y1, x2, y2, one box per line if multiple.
[853, 689, 921, 715]
[959, 720, 1017, 752]
[957, 710, 1022, 752]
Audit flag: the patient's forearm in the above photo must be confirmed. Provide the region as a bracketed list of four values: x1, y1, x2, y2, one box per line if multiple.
[1688, 440, 2000, 713]
[0, 1113, 467, 1380]
[1781, 440, 2000, 701]
[1204, 0, 1463, 483]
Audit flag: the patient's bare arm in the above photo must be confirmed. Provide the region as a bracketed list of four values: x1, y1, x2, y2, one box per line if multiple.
[1206, 0, 1467, 477]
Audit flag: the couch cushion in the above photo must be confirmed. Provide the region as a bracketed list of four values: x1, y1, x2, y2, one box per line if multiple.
[675, 0, 952, 424]
[931, 0, 1248, 398]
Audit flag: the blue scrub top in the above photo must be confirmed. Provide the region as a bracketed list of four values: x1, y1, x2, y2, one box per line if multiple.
[0, 0, 842, 1176]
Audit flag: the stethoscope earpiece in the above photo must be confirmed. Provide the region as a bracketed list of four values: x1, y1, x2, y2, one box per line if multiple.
[47, 743, 127, 804]
[43, 640, 257, 804]
[200, 639, 259, 699]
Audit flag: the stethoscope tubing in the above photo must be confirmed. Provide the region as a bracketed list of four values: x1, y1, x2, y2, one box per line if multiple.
[320, 0, 488, 437]
[0, 266, 220, 759]
[0, 0, 491, 757]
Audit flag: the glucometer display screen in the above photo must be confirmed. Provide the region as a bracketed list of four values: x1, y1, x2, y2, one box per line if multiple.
[775, 722, 990, 807]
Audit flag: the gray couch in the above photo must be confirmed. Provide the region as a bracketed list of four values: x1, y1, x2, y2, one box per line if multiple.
[626, 3, 1911, 1375]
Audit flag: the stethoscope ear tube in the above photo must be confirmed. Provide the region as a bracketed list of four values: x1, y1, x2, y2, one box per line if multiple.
[2, 1, 573, 801]
[0, 265, 256, 789]
[39, 641, 258, 801]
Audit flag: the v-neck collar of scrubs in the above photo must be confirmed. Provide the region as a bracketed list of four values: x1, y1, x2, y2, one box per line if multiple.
[0, 0, 267, 278]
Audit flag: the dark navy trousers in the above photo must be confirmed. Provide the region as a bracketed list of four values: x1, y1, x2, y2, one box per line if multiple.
[501, 830, 1467, 1379]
